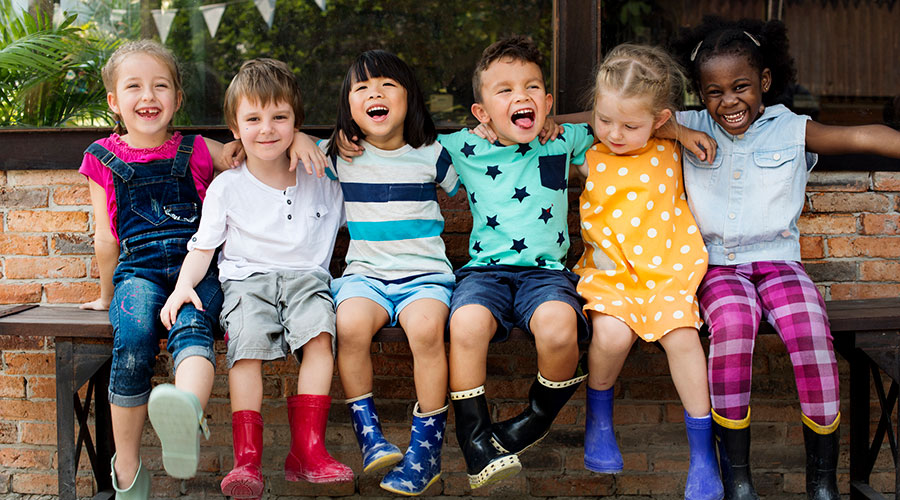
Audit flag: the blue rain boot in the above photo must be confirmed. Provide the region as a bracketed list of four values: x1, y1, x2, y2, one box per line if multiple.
[685, 410, 725, 500]
[347, 393, 403, 473]
[584, 386, 623, 473]
[380, 402, 448, 496]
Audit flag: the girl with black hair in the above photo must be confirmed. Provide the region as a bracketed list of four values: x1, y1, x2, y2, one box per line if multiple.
[672, 16, 900, 500]
[323, 50, 459, 496]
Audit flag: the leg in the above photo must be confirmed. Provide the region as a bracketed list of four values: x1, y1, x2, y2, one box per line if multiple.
[530, 300, 580, 381]
[297, 332, 337, 395]
[174, 356, 214, 408]
[658, 327, 710, 418]
[397, 298, 449, 412]
[336, 297, 389, 399]
[110, 404, 149, 488]
[221, 359, 266, 500]
[229, 360, 264, 412]
[449, 304, 496, 391]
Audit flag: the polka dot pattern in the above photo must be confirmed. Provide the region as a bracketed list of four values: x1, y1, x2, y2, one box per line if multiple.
[575, 138, 708, 342]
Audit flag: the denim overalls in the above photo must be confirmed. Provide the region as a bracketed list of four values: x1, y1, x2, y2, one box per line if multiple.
[85, 135, 223, 408]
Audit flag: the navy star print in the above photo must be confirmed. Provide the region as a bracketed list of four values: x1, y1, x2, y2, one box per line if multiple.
[512, 187, 530, 203]
[461, 143, 476, 158]
[473, 241, 483, 253]
[488, 258, 500, 265]
[485, 165, 502, 180]
[516, 143, 531, 156]
[535, 256, 547, 267]
[557, 231, 566, 246]
[469, 191, 477, 204]
[511, 238, 527, 253]
[539, 207, 553, 223]
[486, 215, 499, 229]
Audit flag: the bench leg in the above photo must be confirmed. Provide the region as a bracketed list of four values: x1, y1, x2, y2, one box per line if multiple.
[55, 340, 77, 500]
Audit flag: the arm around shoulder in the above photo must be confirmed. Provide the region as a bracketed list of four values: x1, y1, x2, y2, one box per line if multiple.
[806, 121, 900, 158]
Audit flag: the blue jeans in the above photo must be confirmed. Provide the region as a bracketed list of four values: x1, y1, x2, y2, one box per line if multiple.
[108, 237, 222, 407]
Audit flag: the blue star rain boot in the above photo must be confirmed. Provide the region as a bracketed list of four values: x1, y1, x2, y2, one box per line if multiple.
[347, 393, 403, 473]
[380, 402, 449, 496]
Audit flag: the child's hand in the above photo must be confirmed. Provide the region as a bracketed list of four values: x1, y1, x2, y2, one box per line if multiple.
[222, 140, 246, 168]
[681, 129, 718, 163]
[335, 130, 363, 163]
[160, 286, 204, 330]
[538, 117, 564, 144]
[469, 123, 498, 143]
[290, 132, 328, 177]
[79, 297, 110, 311]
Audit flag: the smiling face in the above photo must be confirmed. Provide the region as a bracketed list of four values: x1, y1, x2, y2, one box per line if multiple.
[348, 75, 408, 150]
[593, 90, 670, 155]
[231, 97, 296, 166]
[471, 58, 552, 146]
[698, 53, 771, 136]
[107, 52, 181, 148]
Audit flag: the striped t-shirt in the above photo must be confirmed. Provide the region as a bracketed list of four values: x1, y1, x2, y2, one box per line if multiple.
[323, 139, 460, 281]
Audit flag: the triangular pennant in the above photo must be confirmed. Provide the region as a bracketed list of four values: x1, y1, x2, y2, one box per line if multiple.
[198, 3, 226, 38]
[254, 0, 276, 29]
[314, 0, 326, 10]
[109, 9, 126, 24]
[151, 9, 177, 44]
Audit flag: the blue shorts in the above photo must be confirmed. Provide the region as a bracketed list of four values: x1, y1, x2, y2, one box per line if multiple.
[450, 265, 590, 342]
[331, 273, 455, 326]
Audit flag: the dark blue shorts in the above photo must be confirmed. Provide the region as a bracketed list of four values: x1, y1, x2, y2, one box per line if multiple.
[449, 265, 590, 343]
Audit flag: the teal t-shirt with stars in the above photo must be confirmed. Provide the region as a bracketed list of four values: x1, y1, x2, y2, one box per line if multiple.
[438, 122, 594, 270]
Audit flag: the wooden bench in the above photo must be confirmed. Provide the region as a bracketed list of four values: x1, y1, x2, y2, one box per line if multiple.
[0, 299, 899, 500]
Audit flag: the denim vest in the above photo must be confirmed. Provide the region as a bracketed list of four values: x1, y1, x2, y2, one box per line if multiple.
[677, 105, 818, 265]
[84, 135, 201, 256]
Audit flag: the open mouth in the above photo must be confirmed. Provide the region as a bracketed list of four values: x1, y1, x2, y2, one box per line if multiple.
[721, 110, 747, 125]
[136, 108, 160, 119]
[366, 105, 389, 121]
[512, 108, 535, 128]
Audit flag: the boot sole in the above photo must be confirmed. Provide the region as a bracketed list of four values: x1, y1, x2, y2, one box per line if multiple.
[490, 430, 549, 455]
[380, 472, 441, 496]
[147, 385, 201, 479]
[285, 470, 354, 483]
[363, 450, 403, 473]
[468, 455, 522, 489]
[584, 458, 623, 474]
[221, 476, 264, 499]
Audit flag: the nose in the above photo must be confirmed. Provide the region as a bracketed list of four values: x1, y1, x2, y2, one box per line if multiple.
[722, 91, 738, 106]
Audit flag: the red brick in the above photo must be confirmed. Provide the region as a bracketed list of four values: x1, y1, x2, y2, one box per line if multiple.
[44, 282, 99, 304]
[0, 375, 25, 398]
[527, 474, 615, 496]
[860, 260, 900, 281]
[831, 283, 900, 300]
[7, 210, 89, 232]
[5, 257, 86, 279]
[0, 234, 47, 256]
[4, 352, 54, 375]
[9, 472, 56, 495]
[27, 376, 56, 399]
[0, 447, 52, 468]
[52, 233, 94, 255]
[807, 171, 869, 192]
[0, 283, 42, 304]
[861, 213, 900, 235]
[0, 400, 55, 420]
[19, 422, 55, 445]
[827, 236, 900, 258]
[798, 214, 857, 234]
[799, 236, 825, 259]
[873, 171, 900, 191]
[808, 192, 891, 213]
[52, 185, 91, 205]
[616, 472, 684, 495]
[0, 187, 49, 209]
[8, 170, 86, 186]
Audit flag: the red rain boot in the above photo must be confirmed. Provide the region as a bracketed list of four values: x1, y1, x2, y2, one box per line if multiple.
[220, 410, 265, 499]
[284, 394, 354, 483]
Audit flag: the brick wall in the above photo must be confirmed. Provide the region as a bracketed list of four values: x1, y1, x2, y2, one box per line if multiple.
[0, 168, 897, 498]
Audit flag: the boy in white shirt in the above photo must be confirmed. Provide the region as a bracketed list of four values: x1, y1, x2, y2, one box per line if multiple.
[160, 58, 350, 498]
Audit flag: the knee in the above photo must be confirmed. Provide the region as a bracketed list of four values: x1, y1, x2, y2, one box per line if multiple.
[406, 322, 446, 356]
[336, 315, 375, 352]
[304, 332, 334, 356]
[449, 306, 494, 349]
[590, 316, 634, 354]
[530, 301, 577, 334]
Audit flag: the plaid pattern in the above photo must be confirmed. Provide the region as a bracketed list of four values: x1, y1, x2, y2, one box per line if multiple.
[699, 260, 839, 426]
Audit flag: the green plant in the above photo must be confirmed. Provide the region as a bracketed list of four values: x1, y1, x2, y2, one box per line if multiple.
[0, 0, 118, 127]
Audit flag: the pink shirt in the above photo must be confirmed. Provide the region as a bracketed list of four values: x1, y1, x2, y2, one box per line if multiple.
[79, 132, 214, 242]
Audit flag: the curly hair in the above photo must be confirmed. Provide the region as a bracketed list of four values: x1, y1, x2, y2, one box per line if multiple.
[670, 15, 796, 106]
[472, 35, 544, 103]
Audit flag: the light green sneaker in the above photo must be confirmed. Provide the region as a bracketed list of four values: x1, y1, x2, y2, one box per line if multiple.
[111, 454, 150, 500]
[147, 384, 210, 479]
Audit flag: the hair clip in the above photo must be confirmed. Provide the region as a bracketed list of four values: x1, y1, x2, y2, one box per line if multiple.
[689, 40, 703, 62]
[743, 31, 761, 46]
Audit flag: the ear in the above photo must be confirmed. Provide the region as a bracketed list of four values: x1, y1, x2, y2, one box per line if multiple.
[544, 92, 553, 115]
[107, 92, 119, 114]
[175, 90, 183, 112]
[760, 68, 772, 93]
[653, 109, 672, 130]
[471, 102, 491, 124]
[230, 126, 240, 141]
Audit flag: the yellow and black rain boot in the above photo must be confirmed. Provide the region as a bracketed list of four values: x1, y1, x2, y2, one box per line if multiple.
[712, 409, 758, 500]
[802, 413, 840, 500]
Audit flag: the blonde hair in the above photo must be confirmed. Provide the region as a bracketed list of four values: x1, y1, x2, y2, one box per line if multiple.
[223, 58, 304, 132]
[101, 40, 183, 135]
[592, 44, 686, 120]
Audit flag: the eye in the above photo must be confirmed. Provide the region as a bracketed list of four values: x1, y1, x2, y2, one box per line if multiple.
[383, 81, 396, 87]
[734, 84, 749, 92]
[353, 85, 368, 92]
[528, 84, 541, 90]
[705, 89, 722, 97]
[625, 124, 637, 130]
[275, 114, 289, 120]
[498, 88, 511, 94]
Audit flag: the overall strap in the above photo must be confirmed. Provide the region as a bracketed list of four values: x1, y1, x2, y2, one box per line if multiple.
[84, 142, 134, 181]
[171, 135, 196, 177]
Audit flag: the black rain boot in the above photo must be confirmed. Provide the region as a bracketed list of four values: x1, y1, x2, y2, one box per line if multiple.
[491, 357, 588, 455]
[802, 413, 840, 500]
[450, 386, 522, 489]
[713, 409, 759, 500]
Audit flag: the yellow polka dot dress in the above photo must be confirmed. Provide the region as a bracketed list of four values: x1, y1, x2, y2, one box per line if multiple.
[574, 138, 708, 341]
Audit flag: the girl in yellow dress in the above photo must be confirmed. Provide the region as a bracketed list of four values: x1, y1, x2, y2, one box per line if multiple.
[574, 44, 723, 500]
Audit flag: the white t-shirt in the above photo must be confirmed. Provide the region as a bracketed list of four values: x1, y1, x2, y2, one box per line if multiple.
[188, 164, 344, 282]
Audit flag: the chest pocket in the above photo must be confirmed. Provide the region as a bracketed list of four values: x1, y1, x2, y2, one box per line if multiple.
[304, 204, 331, 243]
[538, 154, 568, 191]
[683, 148, 723, 192]
[126, 175, 195, 226]
[753, 147, 797, 187]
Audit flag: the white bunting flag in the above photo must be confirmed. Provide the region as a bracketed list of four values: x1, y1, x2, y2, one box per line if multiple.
[314, 0, 326, 11]
[199, 3, 226, 38]
[254, 0, 276, 29]
[151, 9, 177, 44]
[110, 9, 126, 23]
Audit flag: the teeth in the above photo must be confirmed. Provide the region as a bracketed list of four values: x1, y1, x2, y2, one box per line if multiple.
[368, 105, 388, 112]
[512, 109, 533, 117]
[723, 110, 745, 123]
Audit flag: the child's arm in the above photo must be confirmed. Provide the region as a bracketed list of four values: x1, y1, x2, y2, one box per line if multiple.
[469, 118, 564, 144]
[288, 131, 329, 176]
[334, 131, 364, 162]
[806, 122, 900, 158]
[160, 248, 215, 329]
[656, 119, 717, 163]
[80, 180, 118, 310]
[204, 138, 244, 172]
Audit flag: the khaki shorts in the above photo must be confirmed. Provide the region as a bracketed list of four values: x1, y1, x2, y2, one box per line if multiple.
[221, 269, 336, 369]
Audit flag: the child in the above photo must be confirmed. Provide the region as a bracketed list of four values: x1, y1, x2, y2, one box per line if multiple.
[322, 50, 458, 496]
[673, 16, 900, 499]
[79, 40, 236, 499]
[571, 44, 723, 500]
[159, 58, 351, 498]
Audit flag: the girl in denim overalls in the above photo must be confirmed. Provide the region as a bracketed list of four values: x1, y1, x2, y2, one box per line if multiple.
[673, 17, 900, 499]
[79, 40, 229, 499]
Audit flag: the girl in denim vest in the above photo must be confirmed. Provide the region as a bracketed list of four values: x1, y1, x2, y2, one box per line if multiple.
[673, 16, 900, 500]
